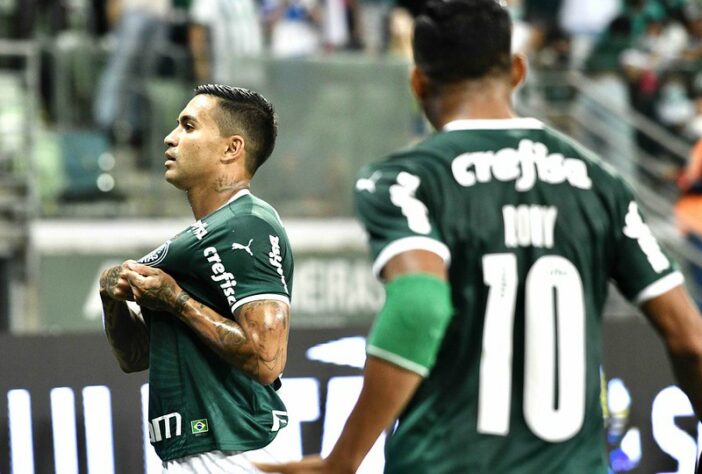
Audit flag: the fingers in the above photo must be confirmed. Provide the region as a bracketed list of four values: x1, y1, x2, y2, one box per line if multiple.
[126, 261, 160, 276]
[125, 270, 143, 285]
[255, 463, 286, 473]
[255, 457, 326, 474]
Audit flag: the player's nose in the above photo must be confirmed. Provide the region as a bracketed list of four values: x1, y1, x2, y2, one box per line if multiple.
[164, 128, 178, 147]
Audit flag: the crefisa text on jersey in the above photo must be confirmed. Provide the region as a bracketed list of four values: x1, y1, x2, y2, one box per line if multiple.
[269, 235, 289, 294]
[203, 247, 237, 312]
[451, 139, 592, 191]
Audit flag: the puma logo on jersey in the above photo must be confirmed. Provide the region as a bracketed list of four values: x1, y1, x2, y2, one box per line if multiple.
[232, 239, 254, 256]
[623, 202, 669, 272]
[355, 171, 382, 193]
[452, 139, 592, 191]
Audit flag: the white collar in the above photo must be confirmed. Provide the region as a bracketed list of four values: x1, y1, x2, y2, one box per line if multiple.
[214, 188, 251, 213]
[226, 188, 251, 205]
[442, 118, 544, 131]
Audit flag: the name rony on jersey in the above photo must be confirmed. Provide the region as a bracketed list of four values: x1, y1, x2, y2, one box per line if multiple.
[451, 139, 592, 191]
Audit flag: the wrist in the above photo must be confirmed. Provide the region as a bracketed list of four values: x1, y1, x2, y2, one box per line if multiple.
[172, 290, 191, 318]
[325, 449, 362, 474]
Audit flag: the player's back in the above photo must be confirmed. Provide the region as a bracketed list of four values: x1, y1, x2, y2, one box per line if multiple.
[354, 118, 681, 473]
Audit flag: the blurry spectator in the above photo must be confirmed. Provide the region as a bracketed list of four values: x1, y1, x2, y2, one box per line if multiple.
[620, 15, 688, 75]
[358, 0, 394, 54]
[558, 0, 619, 68]
[619, 13, 689, 151]
[93, 0, 171, 150]
[522, 0, 563, 53]
[622, 0, 667, 40]
[579, 16, 638, 177]
[322, 0, 352, 51]
[685, 95, 702, 139]
[505, 0, 532, 55]
[678, 136, 702, 190]
[264, 0, 323, 57]
[656, 74, 695, 130]
[386, 7, 413, 60]
[1, 0, 69, 40]
[189, 0, 263, 85]
[682, 13, 702, 60]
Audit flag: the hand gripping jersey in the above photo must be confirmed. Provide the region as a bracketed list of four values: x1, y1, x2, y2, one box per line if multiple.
[137, 189, 293, 462]
[353, 118, 683, 474]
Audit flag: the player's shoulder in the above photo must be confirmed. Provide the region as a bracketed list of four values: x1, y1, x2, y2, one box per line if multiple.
[202, 192, 288, 241]
[355, 136, 446, 184]
[542, 124, 627, 192]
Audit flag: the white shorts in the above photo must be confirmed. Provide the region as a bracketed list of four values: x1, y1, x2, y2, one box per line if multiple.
[162, 446, 279, 473]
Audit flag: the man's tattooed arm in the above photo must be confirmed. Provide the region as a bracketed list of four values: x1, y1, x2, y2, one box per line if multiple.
[126, 262, 289, 384]
[176, 299, 289, 385]
[99, 262, 150, 373]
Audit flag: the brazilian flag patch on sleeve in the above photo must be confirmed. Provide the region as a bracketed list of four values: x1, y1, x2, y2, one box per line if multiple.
[191, 419, 209, 434]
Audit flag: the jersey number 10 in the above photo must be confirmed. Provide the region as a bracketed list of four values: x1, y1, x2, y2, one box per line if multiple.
[478, 253, 586, 442]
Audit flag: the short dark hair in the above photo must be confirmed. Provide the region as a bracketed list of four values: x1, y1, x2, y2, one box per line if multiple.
[413, 0, 512, 84]
[194, 84, 278, 175]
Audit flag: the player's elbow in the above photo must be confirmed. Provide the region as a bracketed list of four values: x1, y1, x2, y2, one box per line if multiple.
[667, 331, 702, 362]
[255, 348, 287, 386]
[255, 370, 282, 386]
[118, 359, 149, 374]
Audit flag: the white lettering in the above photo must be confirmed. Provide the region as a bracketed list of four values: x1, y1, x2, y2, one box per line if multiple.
[502, 205, 558, 249]
[203, 247, 237, 311]
[389, 172, 432, 234]
[191, 221, 209, 241]
[451, 140, 592, 191]
[269, 235, 289, 294]
[292, 259, 383, 314]
[651, 386, 702, 474]
[150, 412, 182, 443]
[623, 202, 670, 273]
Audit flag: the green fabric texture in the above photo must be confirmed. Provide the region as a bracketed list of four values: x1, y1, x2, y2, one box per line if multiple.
[367, 273, 453, 375]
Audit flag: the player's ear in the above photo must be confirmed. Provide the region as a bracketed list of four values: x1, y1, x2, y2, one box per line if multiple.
[510, 53, 527, 90]
[223, 135, 245, 164]
[410, 66, 429, 101]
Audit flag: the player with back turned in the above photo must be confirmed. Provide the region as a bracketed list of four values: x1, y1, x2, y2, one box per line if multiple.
[258, 0, 702, 473]
[99, 84, 294, 472]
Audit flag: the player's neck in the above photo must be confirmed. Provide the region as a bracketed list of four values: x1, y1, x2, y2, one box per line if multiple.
[186, 179, 251, 220]
[425, 80, 516, 129]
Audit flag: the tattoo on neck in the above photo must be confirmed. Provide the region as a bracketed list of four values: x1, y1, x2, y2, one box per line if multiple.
[213, 176, 239, 193]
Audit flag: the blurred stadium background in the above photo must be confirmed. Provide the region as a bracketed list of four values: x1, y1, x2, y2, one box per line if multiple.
[1, 0, 702, 472]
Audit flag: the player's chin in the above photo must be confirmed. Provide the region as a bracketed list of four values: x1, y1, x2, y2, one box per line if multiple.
[164, 171, 185, 189]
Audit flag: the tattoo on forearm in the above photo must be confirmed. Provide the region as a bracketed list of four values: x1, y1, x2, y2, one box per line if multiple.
[140, 284, 177, 313]
[237, 301, 288, 376]
[174, 291, 191, 316]
[185, 300, 288, 382]
[100, 266, 121, 295]
[102, 297, 149, 371]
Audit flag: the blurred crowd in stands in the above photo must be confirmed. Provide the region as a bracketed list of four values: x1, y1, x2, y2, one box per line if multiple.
[1, 0, 701, 141]
[2, 0, 702, 195]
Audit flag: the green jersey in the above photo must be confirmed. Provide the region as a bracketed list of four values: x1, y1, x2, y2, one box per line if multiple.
[353, 118, 683, 474]
[137, 189, 293, 462]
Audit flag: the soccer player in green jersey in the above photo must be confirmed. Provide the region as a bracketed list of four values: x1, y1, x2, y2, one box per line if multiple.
[258, 1, 702, 473]
[99, 84, 294, 471]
